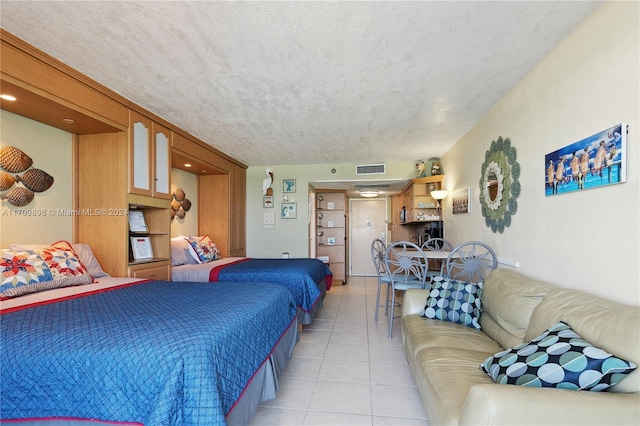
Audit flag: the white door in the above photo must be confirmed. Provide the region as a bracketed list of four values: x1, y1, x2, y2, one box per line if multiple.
[349, 198, 387, 276]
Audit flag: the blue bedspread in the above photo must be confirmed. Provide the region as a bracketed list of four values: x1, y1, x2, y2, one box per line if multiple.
[215, 258, 331, 317]
[1, 280, 297, 425]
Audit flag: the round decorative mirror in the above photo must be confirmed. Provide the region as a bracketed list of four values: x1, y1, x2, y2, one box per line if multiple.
[478, 136, 520, 233]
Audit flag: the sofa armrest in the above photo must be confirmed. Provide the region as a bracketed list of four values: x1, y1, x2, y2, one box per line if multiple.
[460, 383, 640, 426]
[402, 289, 429, 317]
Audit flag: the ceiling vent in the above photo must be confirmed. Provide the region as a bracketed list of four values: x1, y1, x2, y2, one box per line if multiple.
[355, 163, 386, 175]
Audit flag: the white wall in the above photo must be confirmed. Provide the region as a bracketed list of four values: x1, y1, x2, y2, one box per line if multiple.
[440, 1, 639, 304]
[246, 161, 416, 258]
[0, 110, 73, 246]
[170, 168, 198, 237]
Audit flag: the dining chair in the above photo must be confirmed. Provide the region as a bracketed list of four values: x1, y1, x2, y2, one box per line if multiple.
[371, 238, 392, 322]
[421, 237, 453, 279]
[384, 241, 430, 338]
[441, 241, 497, 282]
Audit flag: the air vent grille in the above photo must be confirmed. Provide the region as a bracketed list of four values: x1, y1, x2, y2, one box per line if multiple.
[355, 163, 386, 175]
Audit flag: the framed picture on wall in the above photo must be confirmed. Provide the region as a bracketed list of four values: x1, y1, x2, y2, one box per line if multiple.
[452, 188, 471, 214]
[281, 202, 297, 219]
[262, 196, 274, 208]
[282, 178, 296, 193]
[545, 123, 627, 196]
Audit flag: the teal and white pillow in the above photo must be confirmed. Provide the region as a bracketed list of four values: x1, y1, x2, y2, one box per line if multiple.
[422, 276, 483, 329]
[480, 321, 636, 391]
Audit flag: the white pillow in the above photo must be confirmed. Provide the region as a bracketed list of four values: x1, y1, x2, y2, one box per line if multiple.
[9, 242, 109, 279]
[170, 238, 198, 266]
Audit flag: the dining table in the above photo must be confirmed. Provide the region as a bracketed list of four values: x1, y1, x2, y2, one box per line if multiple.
[405, 250, 455, 259]
[403, 249, 460, 276]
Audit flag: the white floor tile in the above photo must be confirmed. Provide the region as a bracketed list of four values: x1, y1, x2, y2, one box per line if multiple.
[303, 318, 334, 331]
[260, 377, 315, 410]
[308, 381, 372, 415]
[372, 416, 430, 425]
[329, 329, 369, 345]
[252, 276, 430, 424]
[249, 407, 307, 425]
[300, 329, 332, 344]
[304, 411, 372, 425]
[370, 361, 415, 387]
[324, 342, 369, 362]
[371, 384, 427, 420]
[369, 344, 407, 363]
[282, 356, 322, 381]
[333, 319, 367, 333]
[317, 358, 370, 384]
[293, 340, 329, 359]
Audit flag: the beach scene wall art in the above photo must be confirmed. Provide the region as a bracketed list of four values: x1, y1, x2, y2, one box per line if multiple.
[545, 123, 626, 196]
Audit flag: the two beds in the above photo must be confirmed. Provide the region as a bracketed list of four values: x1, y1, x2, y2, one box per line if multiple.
[1, 276, 299, 425]
[172, 257, 332, 325]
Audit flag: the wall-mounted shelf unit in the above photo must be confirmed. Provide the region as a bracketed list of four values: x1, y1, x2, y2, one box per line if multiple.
[127, 203, 171, 280]
[316, 191, 347, 285]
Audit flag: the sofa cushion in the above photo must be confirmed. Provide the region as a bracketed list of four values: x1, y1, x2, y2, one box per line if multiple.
[403, 314, 503, 359]
[480, 268, 556, 349]
[423, 276, 483, 329]
[481, 321, 636, 391]
[526, 288, 640, 394]
[411, 346, 495, 425]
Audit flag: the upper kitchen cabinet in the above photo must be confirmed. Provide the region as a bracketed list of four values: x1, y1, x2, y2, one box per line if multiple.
[129, 110, 171, 200]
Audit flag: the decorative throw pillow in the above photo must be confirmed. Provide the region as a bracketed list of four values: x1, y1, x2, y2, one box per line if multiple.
[10, 242, 109, 279]
[1, 249, 55, 298]
[422, 276, 483, 329]
[480, 321, 637, 391]
[37, 241, 94, 287]
[186, 236, 220, 264]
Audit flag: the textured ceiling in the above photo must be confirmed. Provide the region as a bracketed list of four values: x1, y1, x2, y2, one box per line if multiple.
[1, 1, 601, 166]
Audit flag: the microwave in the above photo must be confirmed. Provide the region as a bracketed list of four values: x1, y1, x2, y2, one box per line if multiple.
[400, 206, 407, 223]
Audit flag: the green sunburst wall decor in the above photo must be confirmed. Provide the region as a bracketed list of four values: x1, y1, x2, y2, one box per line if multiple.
[478, 136, 521, 233]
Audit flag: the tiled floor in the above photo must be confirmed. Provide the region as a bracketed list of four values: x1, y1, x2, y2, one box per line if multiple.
[249, 276, 429, 426]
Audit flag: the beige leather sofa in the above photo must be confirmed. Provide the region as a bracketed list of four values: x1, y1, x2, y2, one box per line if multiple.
[401, 268, 640, 425]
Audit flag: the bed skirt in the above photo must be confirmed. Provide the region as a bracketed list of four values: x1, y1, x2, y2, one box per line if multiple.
[226, 316, 300, 425]
[298, 277, 326, 325]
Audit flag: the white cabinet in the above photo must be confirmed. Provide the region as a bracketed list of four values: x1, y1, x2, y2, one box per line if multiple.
[129, 111, 171, 200]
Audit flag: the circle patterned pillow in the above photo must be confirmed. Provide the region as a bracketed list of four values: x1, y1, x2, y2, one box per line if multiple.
[480, 321, 637, 391]
[422, 276, 483, 329]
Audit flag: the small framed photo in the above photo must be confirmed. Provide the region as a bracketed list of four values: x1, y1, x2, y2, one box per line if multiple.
[281, 201, 297, 219]
[282, 178, 296, 193]
[130, 236, 154, 260]
[452, 188, 471, 214]
[262, 196, 274, 208]
[128, 210, 148, 233]
[327, 237, 336, 245]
